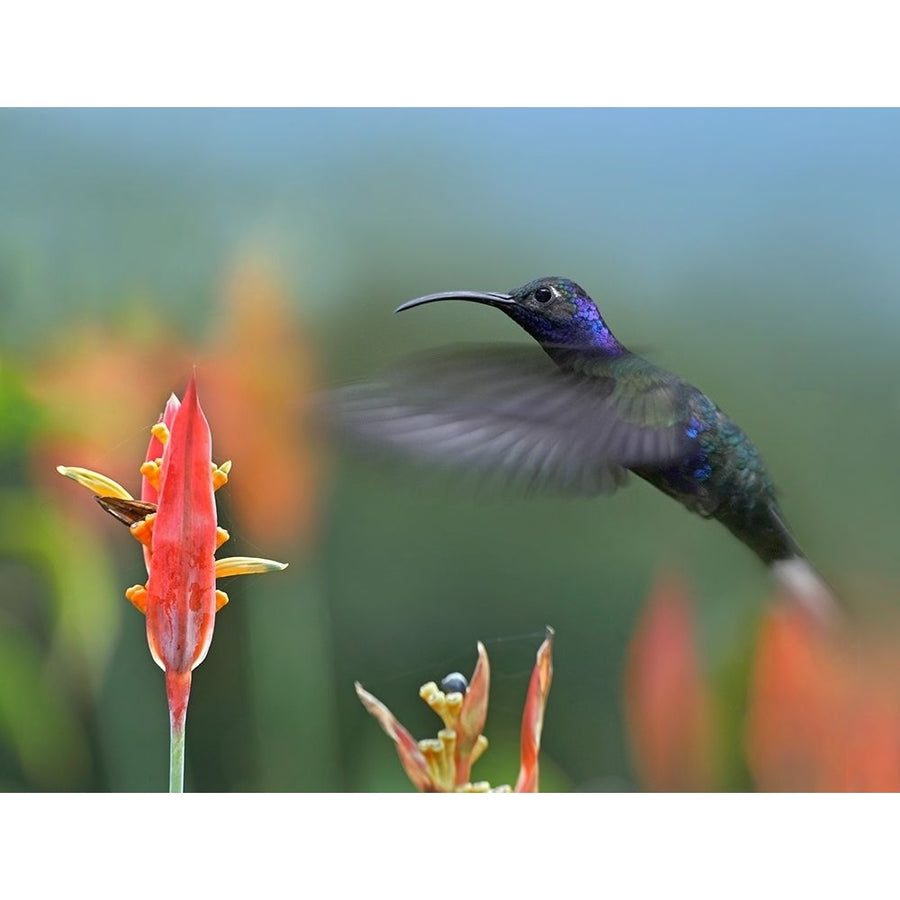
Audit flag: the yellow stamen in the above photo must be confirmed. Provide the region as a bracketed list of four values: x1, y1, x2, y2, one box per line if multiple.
[150, 422, 170, 444]
[215, 557, 289, 578]
[140, 460, 162, 492]
[215, 526, 230, 550]
[461, 781, 497, 792]
[419, 729, 457, 791]
[215, 590, 229, 611]
[56, 466, 134, 500]
[212, 460, 231, 490]
[125, 584, 148, 614]
[419, 681, 464, 730]
[130, 514, 155, 547]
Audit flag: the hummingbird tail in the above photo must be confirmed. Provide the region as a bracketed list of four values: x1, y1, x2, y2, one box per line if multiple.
[770, 557, 841, 625]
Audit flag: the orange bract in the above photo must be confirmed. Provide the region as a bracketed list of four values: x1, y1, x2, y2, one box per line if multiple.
[143, 378, 218, 675]
[57, 374, 288, 736]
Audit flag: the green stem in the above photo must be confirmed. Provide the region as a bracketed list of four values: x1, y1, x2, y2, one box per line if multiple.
[169, 714, 186, 793]
[166, 669, 191, 793]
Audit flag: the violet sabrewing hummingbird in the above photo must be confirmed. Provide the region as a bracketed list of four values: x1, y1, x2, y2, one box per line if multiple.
[336, 276, 835, 618]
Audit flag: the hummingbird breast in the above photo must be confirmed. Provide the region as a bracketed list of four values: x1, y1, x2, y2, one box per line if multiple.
[632, 390, 799, 564]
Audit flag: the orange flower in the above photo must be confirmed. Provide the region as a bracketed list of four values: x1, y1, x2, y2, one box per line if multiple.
[356, 628, 554, 792]
[202, 258, 323, 553]
[746, 602, 900, 791]
[624, 571, 716, 791]
[626, 572, 900, 792]
[57, 373, 287, 790]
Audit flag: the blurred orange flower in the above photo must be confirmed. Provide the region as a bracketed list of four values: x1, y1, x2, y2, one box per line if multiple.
[624, 572, 716, 791]
[356, 628, 554, 792]
[203, 258, 323, 553]
[746, 601, 900, 791]
[29, 258, 324, 559]
[29, 309, 191, 508]
[626, 571, 900, 792]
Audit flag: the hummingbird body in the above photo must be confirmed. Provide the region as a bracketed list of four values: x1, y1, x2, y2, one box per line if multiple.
[337, 276, 831, 614]
[632, 386, 798, 565]
[523, 321, 799, 566]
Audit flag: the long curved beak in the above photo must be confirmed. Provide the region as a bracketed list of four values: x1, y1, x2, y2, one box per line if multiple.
[395, 290, 515, 314]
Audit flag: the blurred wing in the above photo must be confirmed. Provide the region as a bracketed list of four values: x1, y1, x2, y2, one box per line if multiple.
[329, 344, 691, 498]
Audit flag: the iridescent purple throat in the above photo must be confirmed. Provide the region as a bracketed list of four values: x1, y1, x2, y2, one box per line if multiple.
[572, 295, 623, 355]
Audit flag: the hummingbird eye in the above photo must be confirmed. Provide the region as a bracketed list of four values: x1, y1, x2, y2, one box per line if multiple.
[533, 286, 553, 303]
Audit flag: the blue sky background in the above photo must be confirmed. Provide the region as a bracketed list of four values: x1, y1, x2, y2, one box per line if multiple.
[4, 108, 900, 330]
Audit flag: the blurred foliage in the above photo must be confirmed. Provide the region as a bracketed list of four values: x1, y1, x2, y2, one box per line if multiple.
[0, 109, 898, 791]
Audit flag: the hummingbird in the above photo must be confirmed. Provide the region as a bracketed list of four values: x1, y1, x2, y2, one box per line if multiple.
[335, 276, 835, 617]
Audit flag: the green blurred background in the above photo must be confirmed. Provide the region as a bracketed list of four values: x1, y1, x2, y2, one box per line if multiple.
[1, 108, 898, 791]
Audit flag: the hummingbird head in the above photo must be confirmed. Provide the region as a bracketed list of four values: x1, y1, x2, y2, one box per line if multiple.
[396, 276, 624, 355]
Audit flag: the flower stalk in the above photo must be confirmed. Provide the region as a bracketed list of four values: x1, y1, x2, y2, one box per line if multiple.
[167, 670, 190, 792]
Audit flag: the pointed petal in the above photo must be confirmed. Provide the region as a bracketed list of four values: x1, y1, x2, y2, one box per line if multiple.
[145, 375, 218, 673]
[624, 572, 715, 791]
[453, 641, 490, 785]
[514, 627, 554, 793]
[355, 682, 435, 792]
[56, 466, 134, 500]
[214, 556, 289, 578]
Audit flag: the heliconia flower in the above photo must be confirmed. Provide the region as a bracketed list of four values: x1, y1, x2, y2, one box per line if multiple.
[745, 600, 900, 791]
[57, 373, 287, 791]
[355, 627, 554, 792]
[624, 571, 716, 791]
